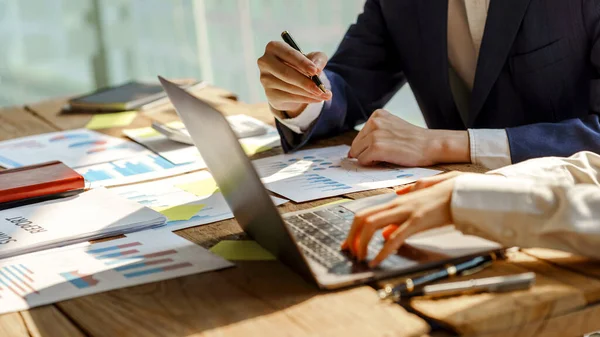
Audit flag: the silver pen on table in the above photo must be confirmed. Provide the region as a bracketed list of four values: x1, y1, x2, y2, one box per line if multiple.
[379, 272, 536, 301]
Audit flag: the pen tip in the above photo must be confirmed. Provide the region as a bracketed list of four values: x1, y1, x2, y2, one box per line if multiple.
[318, 84, 327, 93]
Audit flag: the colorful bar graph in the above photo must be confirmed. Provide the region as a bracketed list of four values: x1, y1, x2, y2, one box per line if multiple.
[0, 265, 38, 295]
[86, 242, 142, 254]
[104, 249, 178, 265]
[60, 270, 99, 289]
[77, 154, 182, 183]
[123, 262, 193, 278]
[95, 249, 140, 260]
[114, 258, 175, 272]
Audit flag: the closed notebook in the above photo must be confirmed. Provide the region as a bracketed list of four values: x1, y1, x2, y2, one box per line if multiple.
[0, 188, 166, 259]
[68, 81, 199, 112]
[0, 161, 85, 205]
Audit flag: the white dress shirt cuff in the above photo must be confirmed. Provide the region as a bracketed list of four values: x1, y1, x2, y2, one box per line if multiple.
[450, 174, 552, 246]
[468, 129, 512, 169]
[273, 72, 331, 134]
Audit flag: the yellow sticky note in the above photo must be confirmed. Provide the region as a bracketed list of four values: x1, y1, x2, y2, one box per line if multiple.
[176, 178, 219, 196]
[209, 240, 276, 261]
[125, 126, 161, 139]
[320, 199, 352, 207]
[166, 121, 185, 129]
[85, 111, 137, 130]
[154, 204, 206, 221]
[241, 143, 273, 156]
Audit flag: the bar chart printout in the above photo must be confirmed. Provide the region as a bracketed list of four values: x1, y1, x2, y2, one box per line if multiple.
[76, 153, 206, 188]
[0, 231, 233, 314]
[252, 145, 442, 202]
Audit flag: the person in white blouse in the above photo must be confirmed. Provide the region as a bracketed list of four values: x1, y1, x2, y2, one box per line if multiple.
[341, 151, 600, 266]
[258, 0, 600, 169]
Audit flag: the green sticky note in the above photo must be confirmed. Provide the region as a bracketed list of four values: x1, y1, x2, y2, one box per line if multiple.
[154, 204, 206, 221]
[209, 240, 276, 261]
[176, 178, 220, 196]
[126, 126, 161, 139]
[85, 111, 137, 130]
[241, 143, 273, 156]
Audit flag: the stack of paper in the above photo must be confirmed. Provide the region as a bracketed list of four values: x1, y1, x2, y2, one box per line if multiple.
[123, 115, 280, 165]
[0, 129, 146, 169]
[253, 145, 442, 202]
[110, 170, 288, 231]
[0, 230, 233, 314]
[0, 188, 166, 259]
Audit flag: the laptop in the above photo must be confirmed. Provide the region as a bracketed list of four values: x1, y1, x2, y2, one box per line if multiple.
[158, 76, 502, 289]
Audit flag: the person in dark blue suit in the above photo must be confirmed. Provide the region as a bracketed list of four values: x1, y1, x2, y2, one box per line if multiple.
[257, 0, 600, 169]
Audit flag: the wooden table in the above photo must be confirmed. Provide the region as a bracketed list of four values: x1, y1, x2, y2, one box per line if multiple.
[2, 85, 600, 337]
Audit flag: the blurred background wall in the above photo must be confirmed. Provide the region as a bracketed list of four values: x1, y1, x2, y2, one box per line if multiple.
[0, 0, 424, 126]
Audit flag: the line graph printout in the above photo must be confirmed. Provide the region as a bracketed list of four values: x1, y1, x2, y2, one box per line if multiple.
[0, 129, 147, 168]
[0, 231, 232, 315]
[110, 171, 288, 232]
[252, 145, 441, 202]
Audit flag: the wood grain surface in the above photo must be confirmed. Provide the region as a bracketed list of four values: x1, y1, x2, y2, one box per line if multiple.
[0, 87, 599, 337]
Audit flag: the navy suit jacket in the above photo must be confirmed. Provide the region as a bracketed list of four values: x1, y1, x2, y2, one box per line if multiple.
[276, 0, 600, 163]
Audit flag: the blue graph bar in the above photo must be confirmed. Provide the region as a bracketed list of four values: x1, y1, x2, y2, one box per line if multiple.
[152, 155, 176, 169]
[83, 169, 114, 182]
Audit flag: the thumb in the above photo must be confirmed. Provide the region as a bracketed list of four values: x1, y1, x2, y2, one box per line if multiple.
[306, 51, 328, 72]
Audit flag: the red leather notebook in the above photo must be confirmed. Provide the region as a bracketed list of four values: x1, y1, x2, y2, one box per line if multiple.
[0, 161, 85, 205]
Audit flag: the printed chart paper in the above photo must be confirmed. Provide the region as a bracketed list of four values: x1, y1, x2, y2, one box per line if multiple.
[0, 230, 233, 315]
[76, 153, 206, 188]
[110, 171, 288, 232]
[123, 115, 280, 165]
[0, 129, 146, 168]
[252, 145, 442, 202]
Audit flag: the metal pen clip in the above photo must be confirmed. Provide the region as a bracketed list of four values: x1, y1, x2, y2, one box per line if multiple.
[460, 260, 493, 276]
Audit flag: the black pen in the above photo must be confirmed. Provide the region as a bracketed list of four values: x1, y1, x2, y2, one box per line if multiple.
[281, 31, 327, 93]
[378, 251, 503, 301]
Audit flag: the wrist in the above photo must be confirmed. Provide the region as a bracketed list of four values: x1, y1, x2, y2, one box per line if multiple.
[427, 130, 470, 164]
[269, 103, 307, 119]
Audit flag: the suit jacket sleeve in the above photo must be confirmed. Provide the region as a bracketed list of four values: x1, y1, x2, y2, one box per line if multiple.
[505, 0, 600, 163]
[277, 0, 406, 152]
[451, 151, 600, 259]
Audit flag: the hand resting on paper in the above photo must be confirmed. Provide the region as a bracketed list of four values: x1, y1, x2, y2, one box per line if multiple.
[347, 109, 470, 167]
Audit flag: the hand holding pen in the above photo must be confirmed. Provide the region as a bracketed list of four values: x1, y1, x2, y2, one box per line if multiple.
[257, 31, 332, 118]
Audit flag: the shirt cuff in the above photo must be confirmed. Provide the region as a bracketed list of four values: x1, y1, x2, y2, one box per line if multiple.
[273, 72, 331, 134]
[450, 174, 554, 246]
[468, 129, 512, 169]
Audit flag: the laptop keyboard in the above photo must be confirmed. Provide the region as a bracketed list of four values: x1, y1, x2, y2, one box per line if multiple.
[284, 206, 385, 269]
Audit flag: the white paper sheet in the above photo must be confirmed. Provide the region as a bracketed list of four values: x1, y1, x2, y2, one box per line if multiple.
[76, 153, 206, 188]
[252, 145, 442, 202]
[0, 129, 146, 168]
[0, 188, 166, 259]
[110, 171, 288, 232]
[123, 115, 281, 165]
[0, 230, 233, 315]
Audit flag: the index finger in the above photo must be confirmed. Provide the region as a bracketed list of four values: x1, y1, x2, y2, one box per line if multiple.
[267, 41, 318, 76]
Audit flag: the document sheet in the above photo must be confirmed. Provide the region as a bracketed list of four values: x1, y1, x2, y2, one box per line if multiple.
[76, 153, 205, 188]
[0, 188, 166, 259]
[0, 230, 233, 314]
[0, 129, 146, 168]
[252, 145, 442, 202]
[123, 115, 280, 165]
[110, 171, 288, 232]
